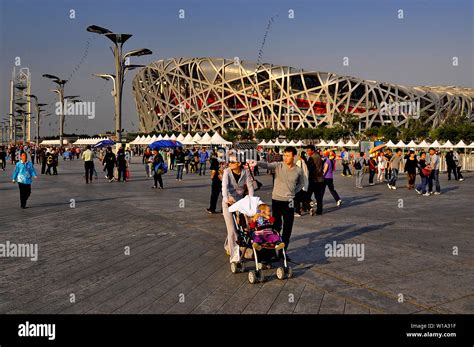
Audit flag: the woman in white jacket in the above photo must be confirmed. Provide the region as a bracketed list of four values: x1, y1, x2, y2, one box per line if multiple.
[221, 155, 254, 264]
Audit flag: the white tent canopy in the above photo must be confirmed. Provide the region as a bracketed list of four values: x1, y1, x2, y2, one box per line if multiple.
[129, 135, 141, 145]
[157, 134, 163, 141]
[327, 140, 336, 147]
[72, 137, 106, 145]
[199, 132, 212, 145]
[335, 139, 345, 147]
[395, 140, 407, 148]
[170, 134, 177, 141]
[417, 140, 431, 148]
[176, 134, 185, 142]
[406, 140, 418, 149]
[182, 133, 196, 145]
[386, 140, 396, 147]
[192, 133, 202, 142]
[210, 132, 232, 145]
[441, 140, 454, 148]
[318, 140, 328, 147]
[454, 140, 468, 148]
[163, 134, 170, 140]
[42, 139, 70, 146]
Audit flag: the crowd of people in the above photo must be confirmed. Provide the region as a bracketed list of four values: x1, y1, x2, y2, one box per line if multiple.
[1, 141, 469, 263]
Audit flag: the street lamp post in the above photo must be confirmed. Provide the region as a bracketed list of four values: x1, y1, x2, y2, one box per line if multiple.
[27, 94, 47, 147]
[87, 25, 151, 142]
[43, 74, 68, 146]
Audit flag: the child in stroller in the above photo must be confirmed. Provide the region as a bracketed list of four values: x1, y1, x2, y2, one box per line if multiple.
[228, 196, 293, 283]
[248, 204, 285, 252]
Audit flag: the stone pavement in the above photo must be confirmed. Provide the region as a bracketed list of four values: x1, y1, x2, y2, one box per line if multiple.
[0, 158, 472, 314]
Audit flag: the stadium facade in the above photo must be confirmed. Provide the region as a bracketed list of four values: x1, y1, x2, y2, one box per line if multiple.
[132, 57, 473, 134]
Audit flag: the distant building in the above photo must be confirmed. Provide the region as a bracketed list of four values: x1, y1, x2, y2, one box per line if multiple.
[132, 57, 474, 134]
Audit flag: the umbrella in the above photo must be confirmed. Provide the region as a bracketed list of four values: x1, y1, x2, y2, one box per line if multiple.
[93, 139, 115, 148]
[369, 143, 387, 153]
[149, 140, 183, 149]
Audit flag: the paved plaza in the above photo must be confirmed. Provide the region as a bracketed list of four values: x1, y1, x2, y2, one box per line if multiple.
[0, 159, 472, 314]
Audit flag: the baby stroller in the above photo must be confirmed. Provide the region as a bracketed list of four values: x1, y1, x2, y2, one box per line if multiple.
[228, 196, 293, 284]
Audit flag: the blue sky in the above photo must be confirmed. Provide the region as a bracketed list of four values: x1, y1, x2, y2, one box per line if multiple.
[0, 0, 472, 136]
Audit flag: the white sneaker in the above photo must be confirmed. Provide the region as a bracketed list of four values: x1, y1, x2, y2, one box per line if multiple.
[392, 186, 397, 190]
[387, 184, 392, 189]
[434, 192, 441, 195]
[415, 189, 421, 195]
[459, 178, 464, 182]
[337, 200, 343, 207]
[422, 192, 430, 196]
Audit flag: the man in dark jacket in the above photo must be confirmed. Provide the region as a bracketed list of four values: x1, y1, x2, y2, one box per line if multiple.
[102, 146, 117, 182]
[305, 145, 325, 216]
[175, 147, 186, 181]
[445, 149, 458, 181]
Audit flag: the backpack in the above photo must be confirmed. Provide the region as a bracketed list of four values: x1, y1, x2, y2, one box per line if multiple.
[354, 159, 362, 170]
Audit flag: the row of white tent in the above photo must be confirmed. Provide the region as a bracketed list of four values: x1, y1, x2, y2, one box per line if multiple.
[382, 139, 474, 149]
[73, 137, 111, 145]
[129, 132, 232, 146]
[258, 139, 358, 147]
[259, 139, 474, 149]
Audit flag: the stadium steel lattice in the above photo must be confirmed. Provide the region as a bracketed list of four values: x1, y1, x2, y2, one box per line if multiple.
[132, 57, 473, 134]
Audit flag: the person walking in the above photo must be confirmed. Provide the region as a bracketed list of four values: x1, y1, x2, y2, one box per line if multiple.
[323, 151, 342, 206]
[81, 145, 95, 184]
[116, 147, 128, 182]
[454, 150, 464, 182]
[415, 151, 430, 196]
[368, 154, 377, 186]
[294, 151, 309, 216]
[52, 148, 59, 175]
[45, 149, 54, 175]
[428, 147, 441, 195]
[11, 152, 37, 209]
[377, 152, 386, 183]
[340, 147, 352, 176]
[151, 149, 165, 189]
[175, 147, 185, 181]
[222, 155, 254, 264]
[305, 145, 325, 215]
[404, 150, 418, 190]
[142, 147, 153, 178]
[387, 148, 403, 190]
[445, 149, 458, 181]
[0, 146, 6, 171]
[384, 149, 392, 181]
[353, 152, 367, 188]
[255, 147, 304, 256]
[199, 147, 209, 175]
[207, 152, 224, 214]
[102, 146, 116, 182]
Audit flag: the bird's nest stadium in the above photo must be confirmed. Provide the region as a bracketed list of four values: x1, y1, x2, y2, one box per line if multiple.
[132, 57, 473, 134]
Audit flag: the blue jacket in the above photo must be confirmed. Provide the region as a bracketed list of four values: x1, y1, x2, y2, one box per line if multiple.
[12, 161, 37, 184]
[199, 151, 209, 163]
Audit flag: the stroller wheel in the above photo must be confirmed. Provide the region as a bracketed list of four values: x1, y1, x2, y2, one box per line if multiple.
[230, 262, 239, 274]
[248, 270, 257, 284]
[276, 266, 286, 280]
[286, 266, 293, 279]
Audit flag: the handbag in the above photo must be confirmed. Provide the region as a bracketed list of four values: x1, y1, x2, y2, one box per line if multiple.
[246, 165, 262, 191]
[422, 167, 432, 177]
